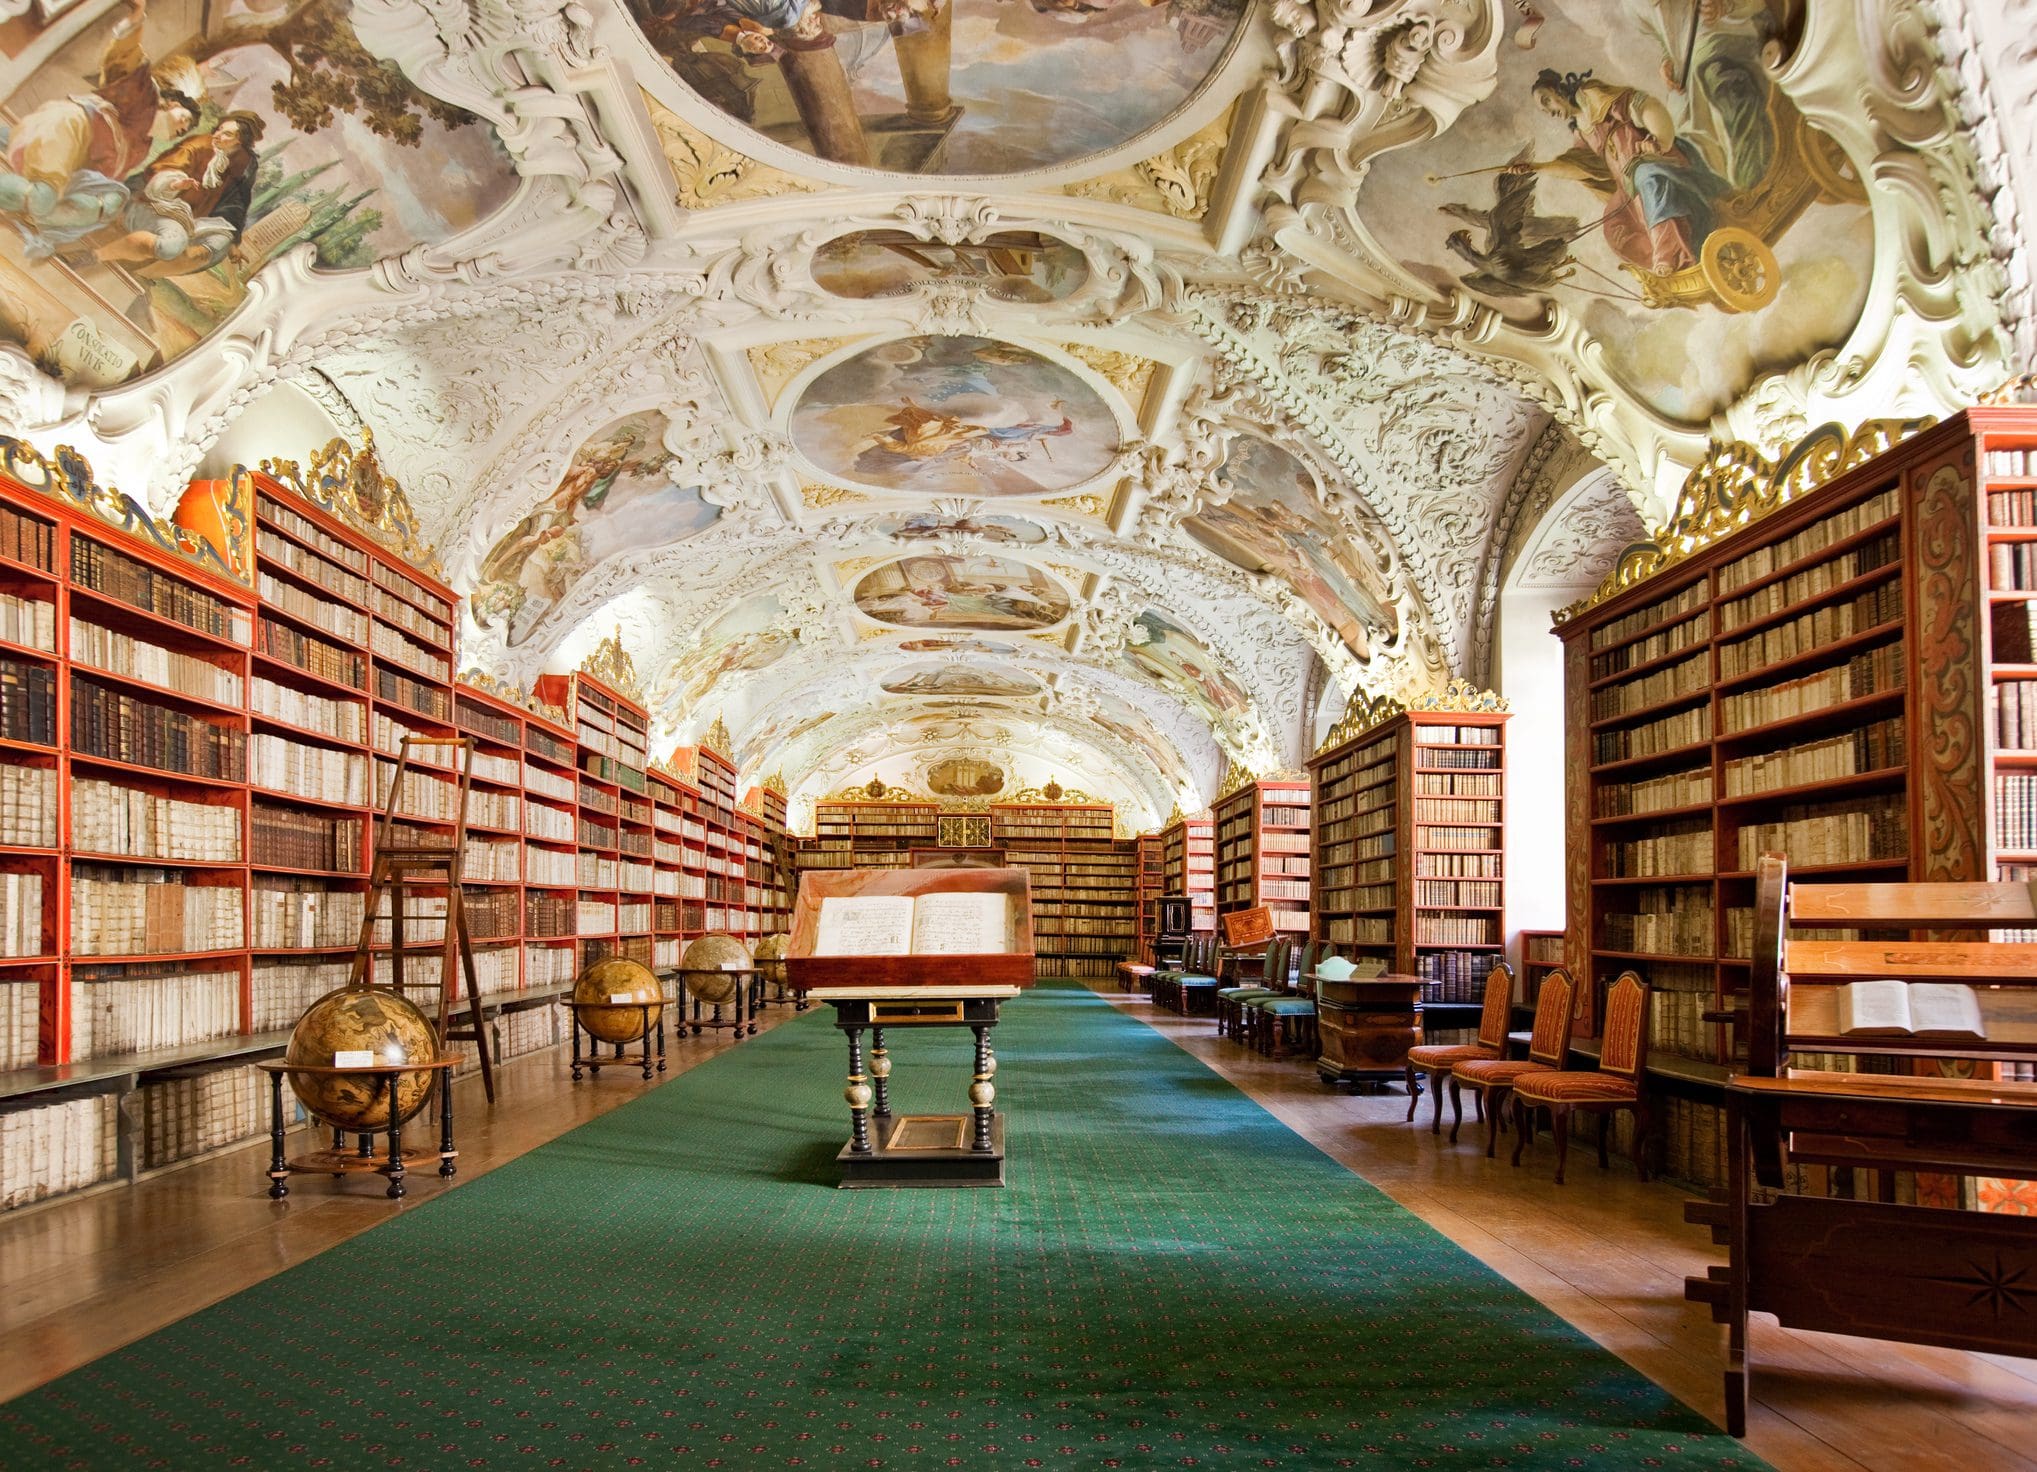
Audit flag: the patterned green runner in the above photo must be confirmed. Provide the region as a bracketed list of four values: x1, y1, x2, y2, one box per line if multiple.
[0, 980, 1762, 1469]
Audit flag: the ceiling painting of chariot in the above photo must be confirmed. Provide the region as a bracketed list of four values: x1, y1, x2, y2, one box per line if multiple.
[1181, 436, 1396, 661]
[813, 230, 1088, 301]
[1, 0, 516, 390]
[1358, 0, 1872, 424]
[853, 554, 1071, 630]
[623, 0, 1248, 177]
[470, 411, 721, 646]
[790, 335, 1120, 497]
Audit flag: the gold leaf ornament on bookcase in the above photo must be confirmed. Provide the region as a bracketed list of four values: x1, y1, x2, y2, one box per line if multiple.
[1, 435, 250, 583]
[822, 776, 931, 804]
[762, 770, 788, 797]
[1318, 691, 1405, 753]
[702, 714, 734, 760]
[1215, 761, 1258, 799]
[1406, 679, 1511, 716]
[578, 628, 645, 704]
[258, 429, 443, 581]
[1553, 416, 1937, 624]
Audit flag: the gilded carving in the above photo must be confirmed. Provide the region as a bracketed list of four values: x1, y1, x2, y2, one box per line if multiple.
[260, 430, 443, 581]
[1058, 344, 1159, 414]
[750, 337, 862, 407]
[802, 483, 869, 508]
[644, 93, 827, 210]
[0, 436, 249, 584]
[578, 628, 646, 703]
[1063, 107, 1234, 220]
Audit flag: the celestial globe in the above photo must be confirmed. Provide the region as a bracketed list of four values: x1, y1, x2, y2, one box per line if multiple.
[753, 932, 789, 984]
[572, 956, 665, 1043]
[679, 933, 753, 1006]
[285, 987, 440, 1133]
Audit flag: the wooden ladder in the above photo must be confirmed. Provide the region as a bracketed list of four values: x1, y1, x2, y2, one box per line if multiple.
[347, 734, 496, 1103]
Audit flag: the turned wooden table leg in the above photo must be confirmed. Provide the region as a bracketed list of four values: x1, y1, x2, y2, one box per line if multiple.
[870, 1027, 891, 1119]
[267, 1071, 290, 1200]
[970, 1024, 996, 1154]
[438, 1068, 457, 1179]
[845, 1025, 873, 1155]
[385, 1076, 406, 1200]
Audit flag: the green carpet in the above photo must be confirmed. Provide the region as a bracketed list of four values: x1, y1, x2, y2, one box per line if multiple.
[0, 980, 1763, 1470]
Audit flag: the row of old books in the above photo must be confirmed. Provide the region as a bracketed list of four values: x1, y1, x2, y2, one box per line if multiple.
[1988, 486, 2037, 524]
[68, 965, 239, 1057]
[1414, 798, 1501, 826]
[0, 504, 54, 570]
[0, 1094, 118, 1210]
[1995, 681, 2037, 750]
[256, 570, 367, 643]
[1412, 948, 1495, 1000]
[250, 676, 363, 746]
[1600, 892, 1713, 956]
[1594, 764, 1712, 818]
[1417, 725, 1501, 747]
[0, 980, 36, 1069]
[1721, 715, 1905, 797]
[1589, 606, 1709, 681]
[464, 837, 521, 884]
[1646, 963, 1721, 1056]
[257, 618, 364, 690]
[1416, 771, 1500, 796]
[251, 957, 350, 1032]
[374, 666, 448, 721]
[379, 584, 453, 649]
[1717, 486, 1899, 594]
[250, 883, 366, 950]
[525, 892, 574, 937]
[1590, 652, 1708, 723]
[1593, 705, 1711, 765]
[73, 778, 240, 862]
[1, 761, 56, 846]
[0, 873, 44, 957]
[249, 734, 367, 804]
[1589, 579, 1708, 654]
[72, 537, 249, 645]
[526, 802, 574, 843]
[462, 888, 520, 941]
[71, 870, 245, 955]
[1718, 641, 1905, 734]
[1414, 913, 1500, 946]
[251, 804, 361, 872]
[1993, 773, 2037, 850]
[1, 658, 56, 744]
[1985, 448, 2037, 477]
[1415, 879, 1501, 908]
[1413, 851, 1500, 878]
[73, 677, 243, 780]
[1719, 530, 1899, 632]
[1735, 793, 1907, 867]
[1989, 542, 2037, 590]
[370, 623, 450, 683]
[0, 591, 54, 651]
[1415, 824, 1501, 852]
[141, 1064, 308, 1171]
[257, 490, 368, 572]
[1716, 580, 1902, 679]
[1604, 822, 1714, 878]
[255, 526, 368, 607]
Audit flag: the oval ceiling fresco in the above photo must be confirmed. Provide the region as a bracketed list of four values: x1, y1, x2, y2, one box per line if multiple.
[1182, 435, 1396, 660]
[853, 554, 1071, 630]
[791, 336, 1120, 497]
[814, 230, 1089, 302]
[472, 410, 721, 646]
[623, 0, 1249, 177]
[926, 755, 1007, 799]
[1122, 608, 1248, 724]
[881, 663, 1042, 697]
[869, 511, 1048, 545]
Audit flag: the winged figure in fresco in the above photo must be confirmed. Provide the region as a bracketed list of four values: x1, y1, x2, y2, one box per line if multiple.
[1441, 146, 1581, 298]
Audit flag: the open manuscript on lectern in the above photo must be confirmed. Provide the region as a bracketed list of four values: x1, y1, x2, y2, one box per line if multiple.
[786, 867, 1035, 990]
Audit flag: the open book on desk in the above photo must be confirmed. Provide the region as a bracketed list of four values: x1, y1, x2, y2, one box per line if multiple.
[813, 892, 1015, 957]
[1834, 979, 1987, 1041]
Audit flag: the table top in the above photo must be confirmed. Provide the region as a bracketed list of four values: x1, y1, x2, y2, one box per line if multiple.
[808, 986, 1026, 1002]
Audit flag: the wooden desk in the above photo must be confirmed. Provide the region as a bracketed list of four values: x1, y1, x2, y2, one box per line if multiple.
[807, 985, 1023, 1189]
[1314, 972, 1425, 1089]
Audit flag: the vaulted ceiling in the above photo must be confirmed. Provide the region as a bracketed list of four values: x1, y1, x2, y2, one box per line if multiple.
[2, 0, 2026, 828]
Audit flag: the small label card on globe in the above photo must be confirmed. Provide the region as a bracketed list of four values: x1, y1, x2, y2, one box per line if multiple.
[607, 993, 633, 1003]
[333, 1050, 376, 1068]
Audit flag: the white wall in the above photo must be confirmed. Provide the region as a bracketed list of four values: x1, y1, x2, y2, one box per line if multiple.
[194, 381, 344, 480]
[1492, 585, 1579, 974]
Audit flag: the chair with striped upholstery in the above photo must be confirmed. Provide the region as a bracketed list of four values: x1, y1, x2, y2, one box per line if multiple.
[1511, 970, 1653, 1184]
[1401, 962, 1512, 1134]
[1447, 968, 1573, 1157]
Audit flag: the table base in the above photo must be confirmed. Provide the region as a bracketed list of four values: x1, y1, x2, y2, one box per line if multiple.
[837, 1113, 1005, 1189]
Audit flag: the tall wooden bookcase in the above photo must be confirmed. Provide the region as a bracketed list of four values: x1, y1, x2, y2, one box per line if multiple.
[799, 798, 942, 871]
[1308, 697, 1508, 998]
[1134, 833, 1164, 962]
[1558, 409, 2037, 1068]
[1212, 778, 1312, 936]
[0, 449, 795, 1210]
[988, 801, 1136, 979]
[1160, 814, 1215, 934]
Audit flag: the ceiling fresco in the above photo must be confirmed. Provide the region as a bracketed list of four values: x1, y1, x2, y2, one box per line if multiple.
[4, 0, 2023, 830]
[789, 335, 1121, 497]
[622, 0, 1250, 176]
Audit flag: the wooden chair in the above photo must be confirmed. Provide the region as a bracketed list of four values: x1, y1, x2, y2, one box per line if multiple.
[1402, 962, 1512, 1133]
[1216, 937, 1291, 1042]
[1175, 933, 1226, 1016]
[1147, 934, 1193, 1012]
[1510, 970, 1653, 1184]
[1245, 941, 1319, 1057]
[1448, 968, 1573, 1155]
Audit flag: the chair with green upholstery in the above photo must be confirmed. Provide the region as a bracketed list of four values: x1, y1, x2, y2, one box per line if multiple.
[1244, 938, 1320, 1057]
[1217, 938, 1293, 1041]
[1146, 933, 1197, 1012]
[1175, 933, 1225, 1016]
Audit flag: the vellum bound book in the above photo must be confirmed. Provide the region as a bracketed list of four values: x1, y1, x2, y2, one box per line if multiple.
[1833, 979, 1987, 1041]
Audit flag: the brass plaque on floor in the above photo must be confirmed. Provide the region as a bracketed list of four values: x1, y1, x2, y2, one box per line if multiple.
[886, 1115, 971, 1151]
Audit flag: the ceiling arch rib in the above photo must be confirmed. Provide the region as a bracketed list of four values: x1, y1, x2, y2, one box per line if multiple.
[1, 0, 2017, 823]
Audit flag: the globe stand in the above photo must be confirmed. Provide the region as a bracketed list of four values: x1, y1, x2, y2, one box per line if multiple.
[258, 1058, 458, 1200]
[564, 1000, 665, 1081]
[673, 967, 757, 1038]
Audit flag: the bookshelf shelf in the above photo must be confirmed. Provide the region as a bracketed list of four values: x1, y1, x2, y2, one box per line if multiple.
[1213, 778, 1312, 939]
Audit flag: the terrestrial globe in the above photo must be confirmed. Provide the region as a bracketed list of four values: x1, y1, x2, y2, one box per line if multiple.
[572, 956, 665, 1043]
[753, 932, 789, 983]
[285, 987, 441, 1133]
[679, 933, 753, 1006]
